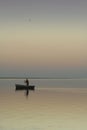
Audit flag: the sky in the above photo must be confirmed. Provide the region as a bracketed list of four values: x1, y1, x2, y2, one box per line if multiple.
[0, 0, 87, 78]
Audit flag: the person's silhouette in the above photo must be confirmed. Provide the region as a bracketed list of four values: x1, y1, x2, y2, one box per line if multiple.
[25, 78, 29, 86]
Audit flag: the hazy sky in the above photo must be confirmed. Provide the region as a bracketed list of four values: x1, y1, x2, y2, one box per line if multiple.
[0, 0, 87, 77]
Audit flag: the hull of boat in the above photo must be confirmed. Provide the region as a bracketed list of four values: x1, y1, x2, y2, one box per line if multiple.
[15, 84, 35, 90]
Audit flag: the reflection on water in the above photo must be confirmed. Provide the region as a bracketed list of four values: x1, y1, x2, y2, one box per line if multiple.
[26, 89, 29, 97]
[0, 79, 87, 130]
[15, 88, 30, 98]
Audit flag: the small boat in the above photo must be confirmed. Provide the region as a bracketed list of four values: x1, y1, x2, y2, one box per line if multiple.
[15, 84, 35, 91]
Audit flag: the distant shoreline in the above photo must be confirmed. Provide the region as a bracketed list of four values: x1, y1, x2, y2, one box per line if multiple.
[0, 77, 87, 80]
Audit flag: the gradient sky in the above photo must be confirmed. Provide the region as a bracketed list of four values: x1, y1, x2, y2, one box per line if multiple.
[0, 0, 87, 77]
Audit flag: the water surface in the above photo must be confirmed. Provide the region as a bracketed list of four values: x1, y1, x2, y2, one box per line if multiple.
[0, 79, 87, 130]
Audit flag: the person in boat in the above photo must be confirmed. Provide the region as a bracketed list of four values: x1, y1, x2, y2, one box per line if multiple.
[25, 78, 29, 86]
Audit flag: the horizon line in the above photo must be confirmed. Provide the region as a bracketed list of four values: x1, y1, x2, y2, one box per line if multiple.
[0, 76, 87, 80]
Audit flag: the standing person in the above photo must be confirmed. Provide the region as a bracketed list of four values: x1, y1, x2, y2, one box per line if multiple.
[25, 78, 29, 86]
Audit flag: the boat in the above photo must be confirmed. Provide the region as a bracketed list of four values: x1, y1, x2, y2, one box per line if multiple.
[15, 84, 35, 91]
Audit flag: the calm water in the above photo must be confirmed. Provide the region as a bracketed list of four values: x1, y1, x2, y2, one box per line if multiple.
[0, 79, 87, 130]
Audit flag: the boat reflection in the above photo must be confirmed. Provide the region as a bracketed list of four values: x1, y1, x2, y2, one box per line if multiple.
[15, 83, 35, 98]
[25, 89, 29, 97]
[15, 85, 35, 98]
